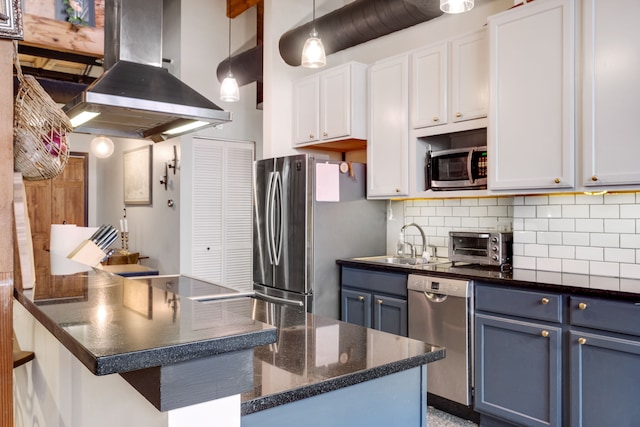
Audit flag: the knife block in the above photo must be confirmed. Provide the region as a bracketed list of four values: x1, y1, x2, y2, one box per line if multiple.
[67, 240, 107, 267]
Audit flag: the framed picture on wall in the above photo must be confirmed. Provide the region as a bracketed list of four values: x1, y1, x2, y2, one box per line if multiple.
[123, 145, 152, 205]
[0, 0, 23, 40]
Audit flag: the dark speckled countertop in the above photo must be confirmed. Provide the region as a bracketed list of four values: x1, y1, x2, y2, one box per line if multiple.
[13, 262, 277, 376]
[337, 258, 640, 301]
[239, 299, 445, 415]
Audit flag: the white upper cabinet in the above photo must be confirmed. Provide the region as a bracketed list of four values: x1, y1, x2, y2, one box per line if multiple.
[411, 29, 488, 133]
[582, 0, 640, 187]
[488, 0, 575, 191]
[293, 62, 367, 146]
[368, 55, 409, 198]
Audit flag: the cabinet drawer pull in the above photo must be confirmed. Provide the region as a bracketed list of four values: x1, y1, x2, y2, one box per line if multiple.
[591, 175, 598, 182]
[322, 132, 328, 137]
[376, 299, 383, 305]
[395, 188, 401, 193]
[578, 302, 587, 310]
[309, 134, 314, 139]
[432, 116, 439, 122]
[578, 337, 587, 345]
[541, 297, 550, 305]
[541, 330, 549, 338]
[358, 296, 365, 302]
[455, 112, 462, 118]
[554, 178, 560, 184]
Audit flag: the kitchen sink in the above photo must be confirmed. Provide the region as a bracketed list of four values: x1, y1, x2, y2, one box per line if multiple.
[352, 255, 451, 268]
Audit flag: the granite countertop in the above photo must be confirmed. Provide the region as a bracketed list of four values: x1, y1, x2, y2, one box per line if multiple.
[337, 257, 640, 300]
[239, 299, 445, 415]
[14, 261, 277, 376]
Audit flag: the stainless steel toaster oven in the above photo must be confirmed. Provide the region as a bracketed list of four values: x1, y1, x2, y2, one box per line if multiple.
[448, 231, 512, 268]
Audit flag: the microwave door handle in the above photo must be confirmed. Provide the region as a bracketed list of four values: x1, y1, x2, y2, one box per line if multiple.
[467, 149, 475, 184]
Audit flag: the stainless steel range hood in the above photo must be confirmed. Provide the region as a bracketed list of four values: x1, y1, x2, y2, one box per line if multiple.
[63, 0, 231, 142]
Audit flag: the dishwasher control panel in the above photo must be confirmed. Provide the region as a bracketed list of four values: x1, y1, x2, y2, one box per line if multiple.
[407, 274, 470, 298]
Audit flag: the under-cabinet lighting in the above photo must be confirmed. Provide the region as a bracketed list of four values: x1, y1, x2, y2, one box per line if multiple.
[70, 111, 100, 127]
[440, 0, 474, 14]
[163, 121, 210, 135]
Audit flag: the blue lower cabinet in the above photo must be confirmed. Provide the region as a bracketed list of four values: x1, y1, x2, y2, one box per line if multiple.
[569, 330, 640, 427]
[474, 313, 562, 427]
[340, 267, 408, 336]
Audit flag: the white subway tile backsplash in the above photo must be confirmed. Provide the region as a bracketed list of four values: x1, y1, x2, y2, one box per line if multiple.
[575, 219, 604, 233]
[589, 262, 619, 278]
[605, 248, 635, 263]
[562, 205, 590, 218]
[604, 219, 635, 234]
[514, 205, 536, 218]
[563, 259, 590, 274]
[549, 218, 575, 232]
[621, 204, 640, 218]
[620, 278, 640, 293]
[538, 232, 562, 245]
[402, 193, 640, 289]
[537, 205, 562, 218]
[524, 218, 549, 231]
[576, 246, 604, 261]
[563, 232, 590, 246]
[549, 245, 575, 259]
[621, 234, 640, 249]
[590, 204, 619, 219]
[589, 274, 620, 291]
[590, 233, 619, 248]
[525, 195, 549, 205]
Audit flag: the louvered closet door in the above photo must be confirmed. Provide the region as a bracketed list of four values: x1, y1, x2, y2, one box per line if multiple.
[191, 138, 254, 292]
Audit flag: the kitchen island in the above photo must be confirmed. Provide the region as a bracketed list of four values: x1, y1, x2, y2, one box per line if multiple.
[13, 260, 444, 427]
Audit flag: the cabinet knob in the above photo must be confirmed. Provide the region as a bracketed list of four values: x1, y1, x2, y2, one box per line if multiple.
[432, 116, 439, 122]
[554, 178, 560, 184]
[309, 134, 314, 139]
[578, 337, 587, 345]
[323, 132, 328, 137]
[395, 188, 401, 193]
[455, 112, 462, 118]
[578, 302, 587, 310]
[541, 297, 550, 305]
[358, 296, 365, 302]
[591, 175, 598, 182]
[376, 299, 383, 305]
[541, 330, 549, 338]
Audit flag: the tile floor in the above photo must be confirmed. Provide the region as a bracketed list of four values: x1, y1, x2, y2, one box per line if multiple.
[428, 406, 478, 427]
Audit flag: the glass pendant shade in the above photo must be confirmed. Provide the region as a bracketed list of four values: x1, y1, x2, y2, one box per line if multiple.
[220, 72, 240, 102]
[90, 136, 114, 158]
[301, 29, 326, 68]
[440, 0, 474, 14]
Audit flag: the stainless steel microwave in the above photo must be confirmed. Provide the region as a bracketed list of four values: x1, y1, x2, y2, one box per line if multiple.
[427, 146, 487, 190]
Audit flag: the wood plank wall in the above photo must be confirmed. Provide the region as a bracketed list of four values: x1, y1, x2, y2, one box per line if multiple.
[0, 39, 14, 426]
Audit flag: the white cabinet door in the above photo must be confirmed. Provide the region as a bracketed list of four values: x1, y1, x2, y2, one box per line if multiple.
[321, 65, 351, 140]
[293, 76, 320, 144]
[411, 43, 448, 128]
[488, 0, 575, 191]
[451, 30, 488, 123]
[582, 0, 640, 187]
[368, 56, 409, 198]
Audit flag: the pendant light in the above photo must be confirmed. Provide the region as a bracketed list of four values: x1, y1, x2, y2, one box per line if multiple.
[220, 16, 240, 102]
[440, 0, 474, 14]
[301, 0, 326, 68]
[90, 136, 114, 158]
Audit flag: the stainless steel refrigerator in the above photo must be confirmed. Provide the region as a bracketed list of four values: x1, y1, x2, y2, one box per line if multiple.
[253, 154, 386, 319]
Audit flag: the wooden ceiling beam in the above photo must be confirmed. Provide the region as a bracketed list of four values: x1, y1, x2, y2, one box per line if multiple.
[226, 0, 262, 18]
[21, 13, 103, 58]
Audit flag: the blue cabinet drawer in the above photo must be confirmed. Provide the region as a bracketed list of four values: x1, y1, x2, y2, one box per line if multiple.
[569, 296, 640, 337]
[476, 284, 562, 323]
[341, 267, 407, 298]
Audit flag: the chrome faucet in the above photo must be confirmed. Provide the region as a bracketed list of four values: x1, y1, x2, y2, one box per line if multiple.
[400, 223, 427, 259]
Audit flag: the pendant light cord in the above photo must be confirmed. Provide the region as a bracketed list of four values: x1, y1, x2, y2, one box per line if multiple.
[228, 17, 232, 74]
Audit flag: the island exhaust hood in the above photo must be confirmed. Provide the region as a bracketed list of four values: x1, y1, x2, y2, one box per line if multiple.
[63, 0, 232, 142]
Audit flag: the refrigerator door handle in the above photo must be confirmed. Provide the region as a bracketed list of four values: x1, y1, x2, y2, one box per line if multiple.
[272, 171, 284, 265]
[265, 171, 275, 265]
[253, 291, 304, 307]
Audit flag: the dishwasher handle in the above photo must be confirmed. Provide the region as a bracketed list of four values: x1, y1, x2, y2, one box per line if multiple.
[424, 292, 448, 303]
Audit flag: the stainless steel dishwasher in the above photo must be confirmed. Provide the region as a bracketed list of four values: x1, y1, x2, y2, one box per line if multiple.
[408, 274, 473, 407]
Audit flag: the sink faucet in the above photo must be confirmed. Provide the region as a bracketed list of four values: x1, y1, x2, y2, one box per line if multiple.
[400, 223, 427, 259]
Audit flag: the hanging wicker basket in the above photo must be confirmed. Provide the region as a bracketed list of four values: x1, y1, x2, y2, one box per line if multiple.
[13, 42, 72, 181]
